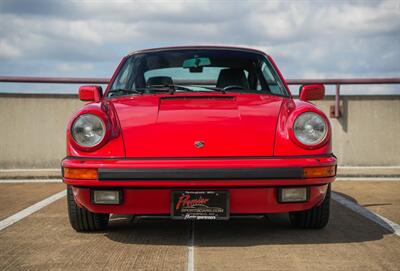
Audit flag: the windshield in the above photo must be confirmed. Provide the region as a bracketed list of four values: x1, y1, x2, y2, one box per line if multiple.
[107, 49, 288, 97]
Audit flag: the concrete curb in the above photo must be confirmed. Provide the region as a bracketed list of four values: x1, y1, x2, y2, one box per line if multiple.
[337, 166, 400, 177]
[0, 169, 61, 179]
[0, 166, 399, 179]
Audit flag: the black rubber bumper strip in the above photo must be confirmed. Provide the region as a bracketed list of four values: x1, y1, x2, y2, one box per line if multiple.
[98, 167, 304, 180]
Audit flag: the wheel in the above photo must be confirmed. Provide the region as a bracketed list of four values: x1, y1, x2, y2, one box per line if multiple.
[289, 184, 331, 229]
[67, 185, 109, 232]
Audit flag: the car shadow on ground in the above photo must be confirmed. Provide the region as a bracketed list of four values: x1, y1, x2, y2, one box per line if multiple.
[105, 191, 394, 247]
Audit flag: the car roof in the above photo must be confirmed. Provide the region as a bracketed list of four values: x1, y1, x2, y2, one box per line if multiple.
[127, 45, 268, 56]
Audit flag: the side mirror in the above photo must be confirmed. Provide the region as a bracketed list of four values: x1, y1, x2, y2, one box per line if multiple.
[79, 85, 102, 102]
[299, 84, 325, 101]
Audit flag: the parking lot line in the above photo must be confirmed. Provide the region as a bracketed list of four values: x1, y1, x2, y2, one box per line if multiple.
[0, 190, 66, 231]
[0, 184, 399, 270]
[187, 222, 195, 271]
[0, 186, 398, 236]
[332, 192, 400, 236]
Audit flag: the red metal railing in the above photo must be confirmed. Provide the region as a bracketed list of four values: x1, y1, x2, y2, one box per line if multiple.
[1, 76, 399, 118]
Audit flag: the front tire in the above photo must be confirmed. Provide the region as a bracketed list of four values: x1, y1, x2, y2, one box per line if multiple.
[67, 185, 109, 232]
[289, 184, 331, 229]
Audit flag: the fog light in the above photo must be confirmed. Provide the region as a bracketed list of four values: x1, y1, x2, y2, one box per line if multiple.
[92, 190, 121, 205]
[279, 187, 308, 203]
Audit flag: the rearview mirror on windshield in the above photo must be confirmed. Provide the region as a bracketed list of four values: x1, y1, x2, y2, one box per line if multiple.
[183, 57, 211, 73]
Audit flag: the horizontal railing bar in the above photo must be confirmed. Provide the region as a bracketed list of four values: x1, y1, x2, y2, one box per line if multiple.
[0, 76, 109, 84]
[286, 78, 400, 85]
[0, 76, 400, 85]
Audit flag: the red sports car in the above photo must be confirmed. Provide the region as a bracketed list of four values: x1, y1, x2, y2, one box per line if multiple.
[62, 46, 336, 232]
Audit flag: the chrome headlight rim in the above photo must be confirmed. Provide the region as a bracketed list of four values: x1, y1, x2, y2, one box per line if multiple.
[292, 111, 328, 147]
[71, 113, 106, 148]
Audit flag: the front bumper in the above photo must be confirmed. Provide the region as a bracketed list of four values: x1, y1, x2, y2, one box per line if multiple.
[62, 155, 336, 215]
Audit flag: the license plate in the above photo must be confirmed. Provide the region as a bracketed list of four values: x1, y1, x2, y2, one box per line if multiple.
[171, 191, 229, 220]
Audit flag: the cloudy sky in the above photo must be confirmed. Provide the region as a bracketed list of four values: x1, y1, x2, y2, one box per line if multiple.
[0, 0, 399, 94]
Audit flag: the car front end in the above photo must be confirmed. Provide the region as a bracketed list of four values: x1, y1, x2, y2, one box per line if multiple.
[62, 46, 336, 231]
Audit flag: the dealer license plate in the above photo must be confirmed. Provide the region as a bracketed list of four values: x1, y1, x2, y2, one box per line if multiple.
[171, 191, 229, 220]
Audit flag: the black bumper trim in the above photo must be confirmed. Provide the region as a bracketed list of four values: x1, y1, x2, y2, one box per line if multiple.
[98, 167, 304, 180]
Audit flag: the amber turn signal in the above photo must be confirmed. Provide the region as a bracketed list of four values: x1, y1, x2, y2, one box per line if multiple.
[63, 168, 98, 180]
[303, 166, 336, 178]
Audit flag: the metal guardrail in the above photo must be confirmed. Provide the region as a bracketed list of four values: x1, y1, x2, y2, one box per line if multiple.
[1, 76, 400, 118]
[0, 76, 109, 84]
[287, 78, 400, 118]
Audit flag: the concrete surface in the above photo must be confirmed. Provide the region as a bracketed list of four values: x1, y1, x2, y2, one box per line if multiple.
[0, 169, 61, 179]
[333, 181, 400, 224]
[194, 209, 399, 271]
[0, 183, 64, 220]
[315, 96, 400, 167]
[336, 166, 400, 177]
[0, 199, 187, 271]
[0, 94, 82, 169]
[0, 94, 399, 169]
[0, 181, 399, 271]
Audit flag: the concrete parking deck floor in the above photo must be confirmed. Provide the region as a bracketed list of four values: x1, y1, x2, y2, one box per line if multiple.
[333, 181, 400, 224]
[0, 181, 399, 271]
[0, 183, 64, 220]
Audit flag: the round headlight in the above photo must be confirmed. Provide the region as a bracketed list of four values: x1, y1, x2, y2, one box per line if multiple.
[293, 112, 327, 146]
[71, 114, 105, 147]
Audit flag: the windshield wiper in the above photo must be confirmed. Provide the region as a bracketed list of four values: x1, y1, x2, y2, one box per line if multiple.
[140, 84, 195, 94]
[109, 85, 197, 97]
[199, 86, 226, 94]
[107, 88, 144, 97]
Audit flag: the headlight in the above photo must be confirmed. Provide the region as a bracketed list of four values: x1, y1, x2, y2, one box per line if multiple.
[293, 112, 327, 146]
[71, 114, 105, 147]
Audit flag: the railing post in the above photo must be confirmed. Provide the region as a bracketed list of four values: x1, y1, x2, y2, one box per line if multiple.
[335, 83, 341, 118]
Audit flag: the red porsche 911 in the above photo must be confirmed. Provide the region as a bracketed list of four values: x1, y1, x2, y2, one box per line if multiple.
[62, 46, 336, 232]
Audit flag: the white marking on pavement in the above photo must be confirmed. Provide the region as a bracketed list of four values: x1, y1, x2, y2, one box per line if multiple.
[336, 177, 400, 182]
[0, 179, 62, 183]
[187, 222, 195, 271]
[332, 192, 400, 237]
[0, 190, 66, 231]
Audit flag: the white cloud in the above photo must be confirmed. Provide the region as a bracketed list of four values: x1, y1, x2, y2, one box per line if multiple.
[0, 0, 399, 90]
[0, 40, 22, 58]
[56, 63, 94, 73]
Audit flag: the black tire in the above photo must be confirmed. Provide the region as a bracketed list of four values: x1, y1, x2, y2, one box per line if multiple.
[289, 184, 331, 229]
[67, 185, 109, 232]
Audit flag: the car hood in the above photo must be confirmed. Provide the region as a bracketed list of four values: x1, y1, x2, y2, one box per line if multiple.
[111, 93, 283, 157]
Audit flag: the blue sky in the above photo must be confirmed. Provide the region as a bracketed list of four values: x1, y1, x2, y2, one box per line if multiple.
[0, 0, 399, 94]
